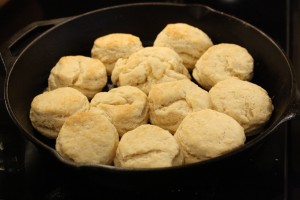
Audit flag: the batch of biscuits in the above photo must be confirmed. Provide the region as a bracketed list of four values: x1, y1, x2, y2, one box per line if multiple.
[29, 23, 274, 168]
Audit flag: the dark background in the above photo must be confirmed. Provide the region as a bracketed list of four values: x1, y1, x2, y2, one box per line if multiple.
[0, 0, 290, 46]
[0, 0, 299, 199]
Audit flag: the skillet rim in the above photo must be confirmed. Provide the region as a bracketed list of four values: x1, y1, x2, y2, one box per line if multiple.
[3, 2, 295, 172]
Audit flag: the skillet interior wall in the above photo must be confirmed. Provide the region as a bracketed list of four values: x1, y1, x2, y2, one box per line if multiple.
[5, 4, 293, 152]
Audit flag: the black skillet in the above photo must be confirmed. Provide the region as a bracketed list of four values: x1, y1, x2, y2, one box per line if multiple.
[1, 3, 299, 189]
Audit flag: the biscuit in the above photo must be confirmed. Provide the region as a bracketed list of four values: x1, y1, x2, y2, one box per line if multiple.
[48, 55, 107, 99]
[209, 78, 274, 134]
[114, 124, 183, 168]
[174, 109, 245, 164]
[153, 23, 213, 70]
[91, 33, 143, 75]
[111, 46, 191, 94]
[90, 86, 149, 137]
[192, 43, 254, 90]
[148, 79, 211, 133]
[29, 87, 89, 139]
[55, 111, 119, 165]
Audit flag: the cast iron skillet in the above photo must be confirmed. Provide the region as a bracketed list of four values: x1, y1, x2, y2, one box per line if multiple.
[1, 3, 299, 189]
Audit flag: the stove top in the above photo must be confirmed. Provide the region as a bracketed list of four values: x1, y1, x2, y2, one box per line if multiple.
[0, 0, 299, 200]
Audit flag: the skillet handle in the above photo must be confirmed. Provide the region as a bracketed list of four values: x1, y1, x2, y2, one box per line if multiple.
[277, 82, 300, 125]
[265, 82, 300, 135]
[290, 84, 300, 117]
[0, 17, 69, 74]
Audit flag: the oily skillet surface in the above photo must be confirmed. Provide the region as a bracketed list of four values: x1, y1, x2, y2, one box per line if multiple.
[1, 3, 298, 188]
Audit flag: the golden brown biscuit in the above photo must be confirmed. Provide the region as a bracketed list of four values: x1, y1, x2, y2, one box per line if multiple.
[114, 124, 183, 168]
[192, 43, 254, 90]
[48, 55, 107, 99]
[174, 109, 245, 164]
[209, 78, 274, 134]
[154, 23, 213, 70]
[90, 86, 149, 137]
[148, 79, 211, 133]
[111, 46, 191, 94]
[56, 111, 119, 165]
[91, 33, 143, 75]
[29, 87, 89, 139]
